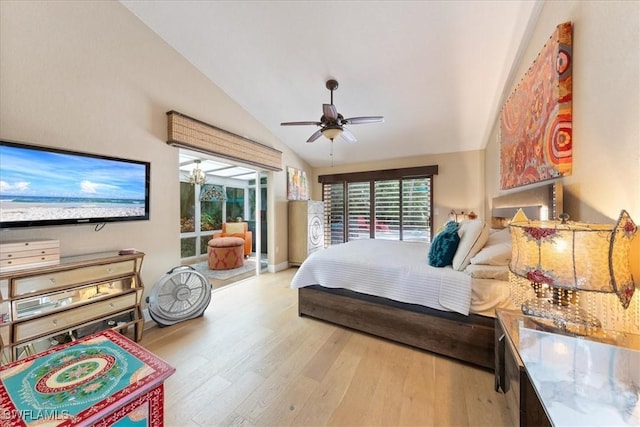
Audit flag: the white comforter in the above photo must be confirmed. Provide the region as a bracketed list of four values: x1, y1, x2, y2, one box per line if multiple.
[290, 239, 473, 315]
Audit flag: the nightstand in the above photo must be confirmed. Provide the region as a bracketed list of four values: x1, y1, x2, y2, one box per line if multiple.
[495, 308, 640, 427]
[494, 309, 552, 427]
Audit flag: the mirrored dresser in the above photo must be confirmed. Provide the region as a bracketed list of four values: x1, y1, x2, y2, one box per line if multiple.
[0, 251, 145, 364]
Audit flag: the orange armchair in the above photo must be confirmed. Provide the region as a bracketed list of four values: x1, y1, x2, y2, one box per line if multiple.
[213, 222, 253, 257]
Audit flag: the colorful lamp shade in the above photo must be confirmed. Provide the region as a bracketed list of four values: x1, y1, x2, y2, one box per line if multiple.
[509, 209, 637, 329]
[199, 184, 227, 202]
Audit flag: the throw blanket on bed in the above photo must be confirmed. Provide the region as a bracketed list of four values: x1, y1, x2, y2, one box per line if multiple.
[290, 239, 473, 315]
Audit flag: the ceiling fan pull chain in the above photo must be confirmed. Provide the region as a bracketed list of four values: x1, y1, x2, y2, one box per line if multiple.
[330, 140, 334, 167]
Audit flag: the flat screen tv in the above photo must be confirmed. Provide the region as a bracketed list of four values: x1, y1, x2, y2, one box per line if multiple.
[0, 140, 150, 229]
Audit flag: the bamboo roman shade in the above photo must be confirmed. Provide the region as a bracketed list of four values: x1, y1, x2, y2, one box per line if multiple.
[166, 110, 283, 171]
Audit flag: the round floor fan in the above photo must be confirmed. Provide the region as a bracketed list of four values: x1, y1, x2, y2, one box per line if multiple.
[146, 266, 212, 327]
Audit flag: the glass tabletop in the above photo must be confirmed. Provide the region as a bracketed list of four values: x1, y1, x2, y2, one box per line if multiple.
[518, 326, 640, 426]
[498, 309, 640, 352]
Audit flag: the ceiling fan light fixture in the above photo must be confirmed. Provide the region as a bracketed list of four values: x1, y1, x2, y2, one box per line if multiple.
[322, 127, 342, 140]
[281, 79, 383, 145]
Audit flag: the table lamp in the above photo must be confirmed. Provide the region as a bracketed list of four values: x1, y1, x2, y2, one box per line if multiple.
[509, 209, 637, 331]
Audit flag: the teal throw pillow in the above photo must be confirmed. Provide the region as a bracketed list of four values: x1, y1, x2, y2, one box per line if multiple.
[428, 221, 461, 267]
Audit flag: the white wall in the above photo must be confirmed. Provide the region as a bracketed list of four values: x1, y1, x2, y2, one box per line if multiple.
[484, 1, 640, 275]
[0, 1, 311, 296]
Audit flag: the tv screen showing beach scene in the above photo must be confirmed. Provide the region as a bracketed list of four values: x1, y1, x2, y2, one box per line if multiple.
[0, 141, 150, 228]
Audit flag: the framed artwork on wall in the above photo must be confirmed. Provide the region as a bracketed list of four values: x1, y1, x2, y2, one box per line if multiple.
[500, 21, 573, 190]
[287, 166, 309, 200]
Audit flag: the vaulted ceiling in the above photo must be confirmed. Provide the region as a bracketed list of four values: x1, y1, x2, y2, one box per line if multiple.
[121, 1, 542, 168]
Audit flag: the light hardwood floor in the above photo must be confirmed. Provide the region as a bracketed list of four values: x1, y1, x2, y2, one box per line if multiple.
[140, 268, 512, 427]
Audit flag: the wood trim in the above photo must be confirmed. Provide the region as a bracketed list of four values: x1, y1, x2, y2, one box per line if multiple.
[318, 165, 438, 184]
[298, 287, 495, 369]
[166, 110, 283, 171]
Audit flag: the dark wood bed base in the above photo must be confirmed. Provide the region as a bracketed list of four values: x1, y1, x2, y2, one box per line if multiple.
[296, 182, 563, 371]
[298, 286, 495, 369]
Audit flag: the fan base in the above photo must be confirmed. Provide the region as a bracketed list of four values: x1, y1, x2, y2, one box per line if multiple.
[326, 79, 339, 91]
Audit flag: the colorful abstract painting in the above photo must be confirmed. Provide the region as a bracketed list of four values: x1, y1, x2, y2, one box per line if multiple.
[287, 166, 309, 200]
[500, 22, 572, 189]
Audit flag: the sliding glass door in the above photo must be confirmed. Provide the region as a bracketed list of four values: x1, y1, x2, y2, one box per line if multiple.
[179, 154, 268, 269]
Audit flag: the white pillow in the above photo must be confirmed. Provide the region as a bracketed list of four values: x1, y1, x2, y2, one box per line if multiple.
[470, 242, 511, 266]
[464, 264, 510, 281]
[486, 228, 511, 246]
[452, 219, 489, 271]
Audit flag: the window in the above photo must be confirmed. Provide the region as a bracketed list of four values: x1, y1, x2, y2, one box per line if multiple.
[375, 180, 400, 240]
[347, 182, 371, 240]
[180, 182, 223, 259]
[180, 182, 196, 234]
[225, 187, 245, 222]
[324, 183, 345, 245]
[402, 177, 431, 242]
[201, 199, 223, 232]
[320, 166, 437, 245]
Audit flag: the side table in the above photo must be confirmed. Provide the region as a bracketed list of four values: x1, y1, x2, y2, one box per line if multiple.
[495, 308, 640, 427]
[495, 309, 552, 427]
[0, 329, 175, 426]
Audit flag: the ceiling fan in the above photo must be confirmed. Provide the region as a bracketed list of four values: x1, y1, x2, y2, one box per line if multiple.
[280, 79, 383, 143]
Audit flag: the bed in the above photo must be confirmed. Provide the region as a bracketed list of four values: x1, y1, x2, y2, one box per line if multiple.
[291, 182, 563, 370]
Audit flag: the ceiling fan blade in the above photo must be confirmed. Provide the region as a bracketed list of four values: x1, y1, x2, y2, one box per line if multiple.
[341, 127, 357, 143]
[323, 104, 338, 121]
[342, 116, 384, 125]
[307, 129, 323, 143]
[281, 121, 321, 126]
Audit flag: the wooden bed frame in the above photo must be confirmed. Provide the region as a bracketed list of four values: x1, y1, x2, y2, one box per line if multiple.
[297, 182, 563, 370]
[299, 286, 496, 368]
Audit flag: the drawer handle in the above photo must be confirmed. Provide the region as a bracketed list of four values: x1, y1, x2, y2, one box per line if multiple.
[52, 319, 58, 326]
[49, 278, 56, 285]
[107, 268, 114, 274]
[109, 303, 115, 308]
